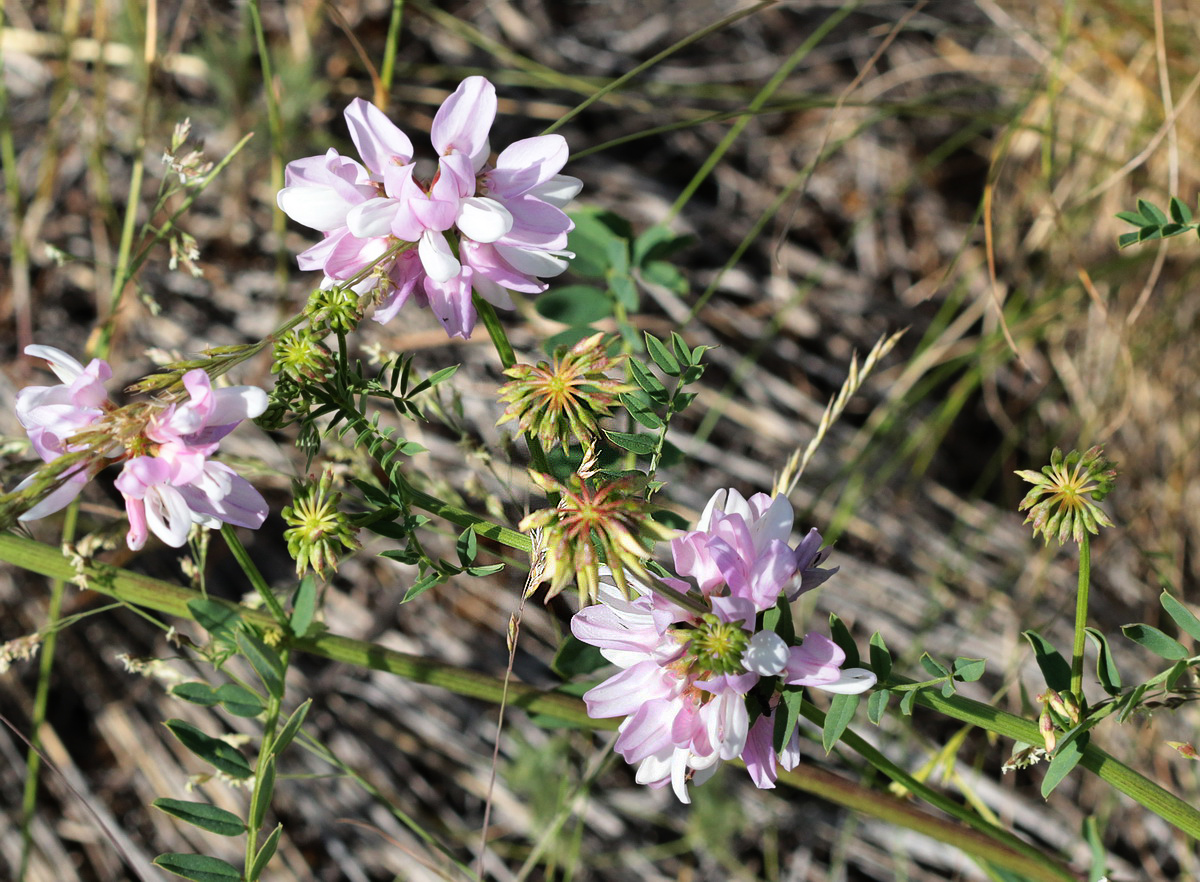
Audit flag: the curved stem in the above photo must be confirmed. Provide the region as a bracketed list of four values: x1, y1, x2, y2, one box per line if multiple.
[666, 2, 856, 221]
[540, 1, 778, 136]
[912, 684, 1200, 839]
[247, 0, 288, 291]
[245, 648, 288, 879]
[0, 533, 1085, 878]
[378, 0, 406, 101]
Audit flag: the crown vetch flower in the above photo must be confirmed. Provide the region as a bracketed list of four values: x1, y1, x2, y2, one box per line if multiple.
[14, 346, 116, 520]
[571, 488, 875, 802]
[277, 78, 579, 340]
[13, 353, 269, 551]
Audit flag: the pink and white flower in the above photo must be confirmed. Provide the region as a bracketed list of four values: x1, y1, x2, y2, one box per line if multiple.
[14, 352, 270, 551]
[571, 488, 876, 802]
[14, 346, 115, 520]
[113, 369, 269, 549]
[278, 77, 579, 339]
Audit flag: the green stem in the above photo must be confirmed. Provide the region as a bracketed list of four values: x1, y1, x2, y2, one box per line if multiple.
[1071, 533, 1090, 706]
[643, 572, 709, 618]
[18, 505, 78, 881]
[471, 295, 550, 475]
[0, 533, 1089, 877]
[93, 137, 145, 359]
[220, 525, 288, 625]
[800, 703, 1076, 882]
[473, 295, 516, 368]
[0, 2, 31, 349]
[245, 649, 288, 879]
[911, 684, 1200, 839]
[540, 0, 778, 136]
[247, 0, 288, 290]
[666, 2, 857, 221]
[379, 0, 405, 99]
[124, 133, 255, 294]
[7, 534, 1200, 842]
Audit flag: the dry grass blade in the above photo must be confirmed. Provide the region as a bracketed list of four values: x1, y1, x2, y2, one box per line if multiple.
[776, 329, 905, 497]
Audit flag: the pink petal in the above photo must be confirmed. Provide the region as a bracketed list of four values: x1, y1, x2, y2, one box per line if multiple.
[344, 98, 413, 175]
[491, 134, 569, 194]
[741, 714, 778, 789]
[124, 496, 149, 550]
[614, 699, 677, 764]
[583, 660, 673, 719]
[423, 269, 476, 338]
[431, 76, 496, 169]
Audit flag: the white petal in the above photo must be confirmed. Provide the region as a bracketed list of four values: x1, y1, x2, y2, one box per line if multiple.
[493, 245, 570, 278]
[16, 471, 87, 521]
[208, 386, 269, 424]
[346, 197, 400, 238]
[277, 186, 354, 232]
[418, 231, 461, 283]
[456, 197, 513, 243]
[751, 494, 794, 552]
[742, 630, 789, 677]
[720, 488, 752, 523]
[146, 485, 195, 548]
[635, 750, 673, 786]
[670, 750, 693, 804]
[25, 345, 85, 384]
[811, 667, 878, 695]
[530, 174, 583, 207]
[695, 489, 728, 532]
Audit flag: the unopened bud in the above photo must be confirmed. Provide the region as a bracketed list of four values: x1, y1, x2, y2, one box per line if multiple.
[1039, 706, 1057, 753]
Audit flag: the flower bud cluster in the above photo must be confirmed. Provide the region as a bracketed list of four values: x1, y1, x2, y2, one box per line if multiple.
[277, 77, 581, 339]
[13, 346, 269, 550]
[282, 468, 360, 578]
[497, 332, 633, 449]
[571, 488, 876, 802]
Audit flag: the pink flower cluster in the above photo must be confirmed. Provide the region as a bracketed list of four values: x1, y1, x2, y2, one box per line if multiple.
[571, 488, 876, 802]
[15, 346, 269, 550]
[277, 77, 581, 339]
